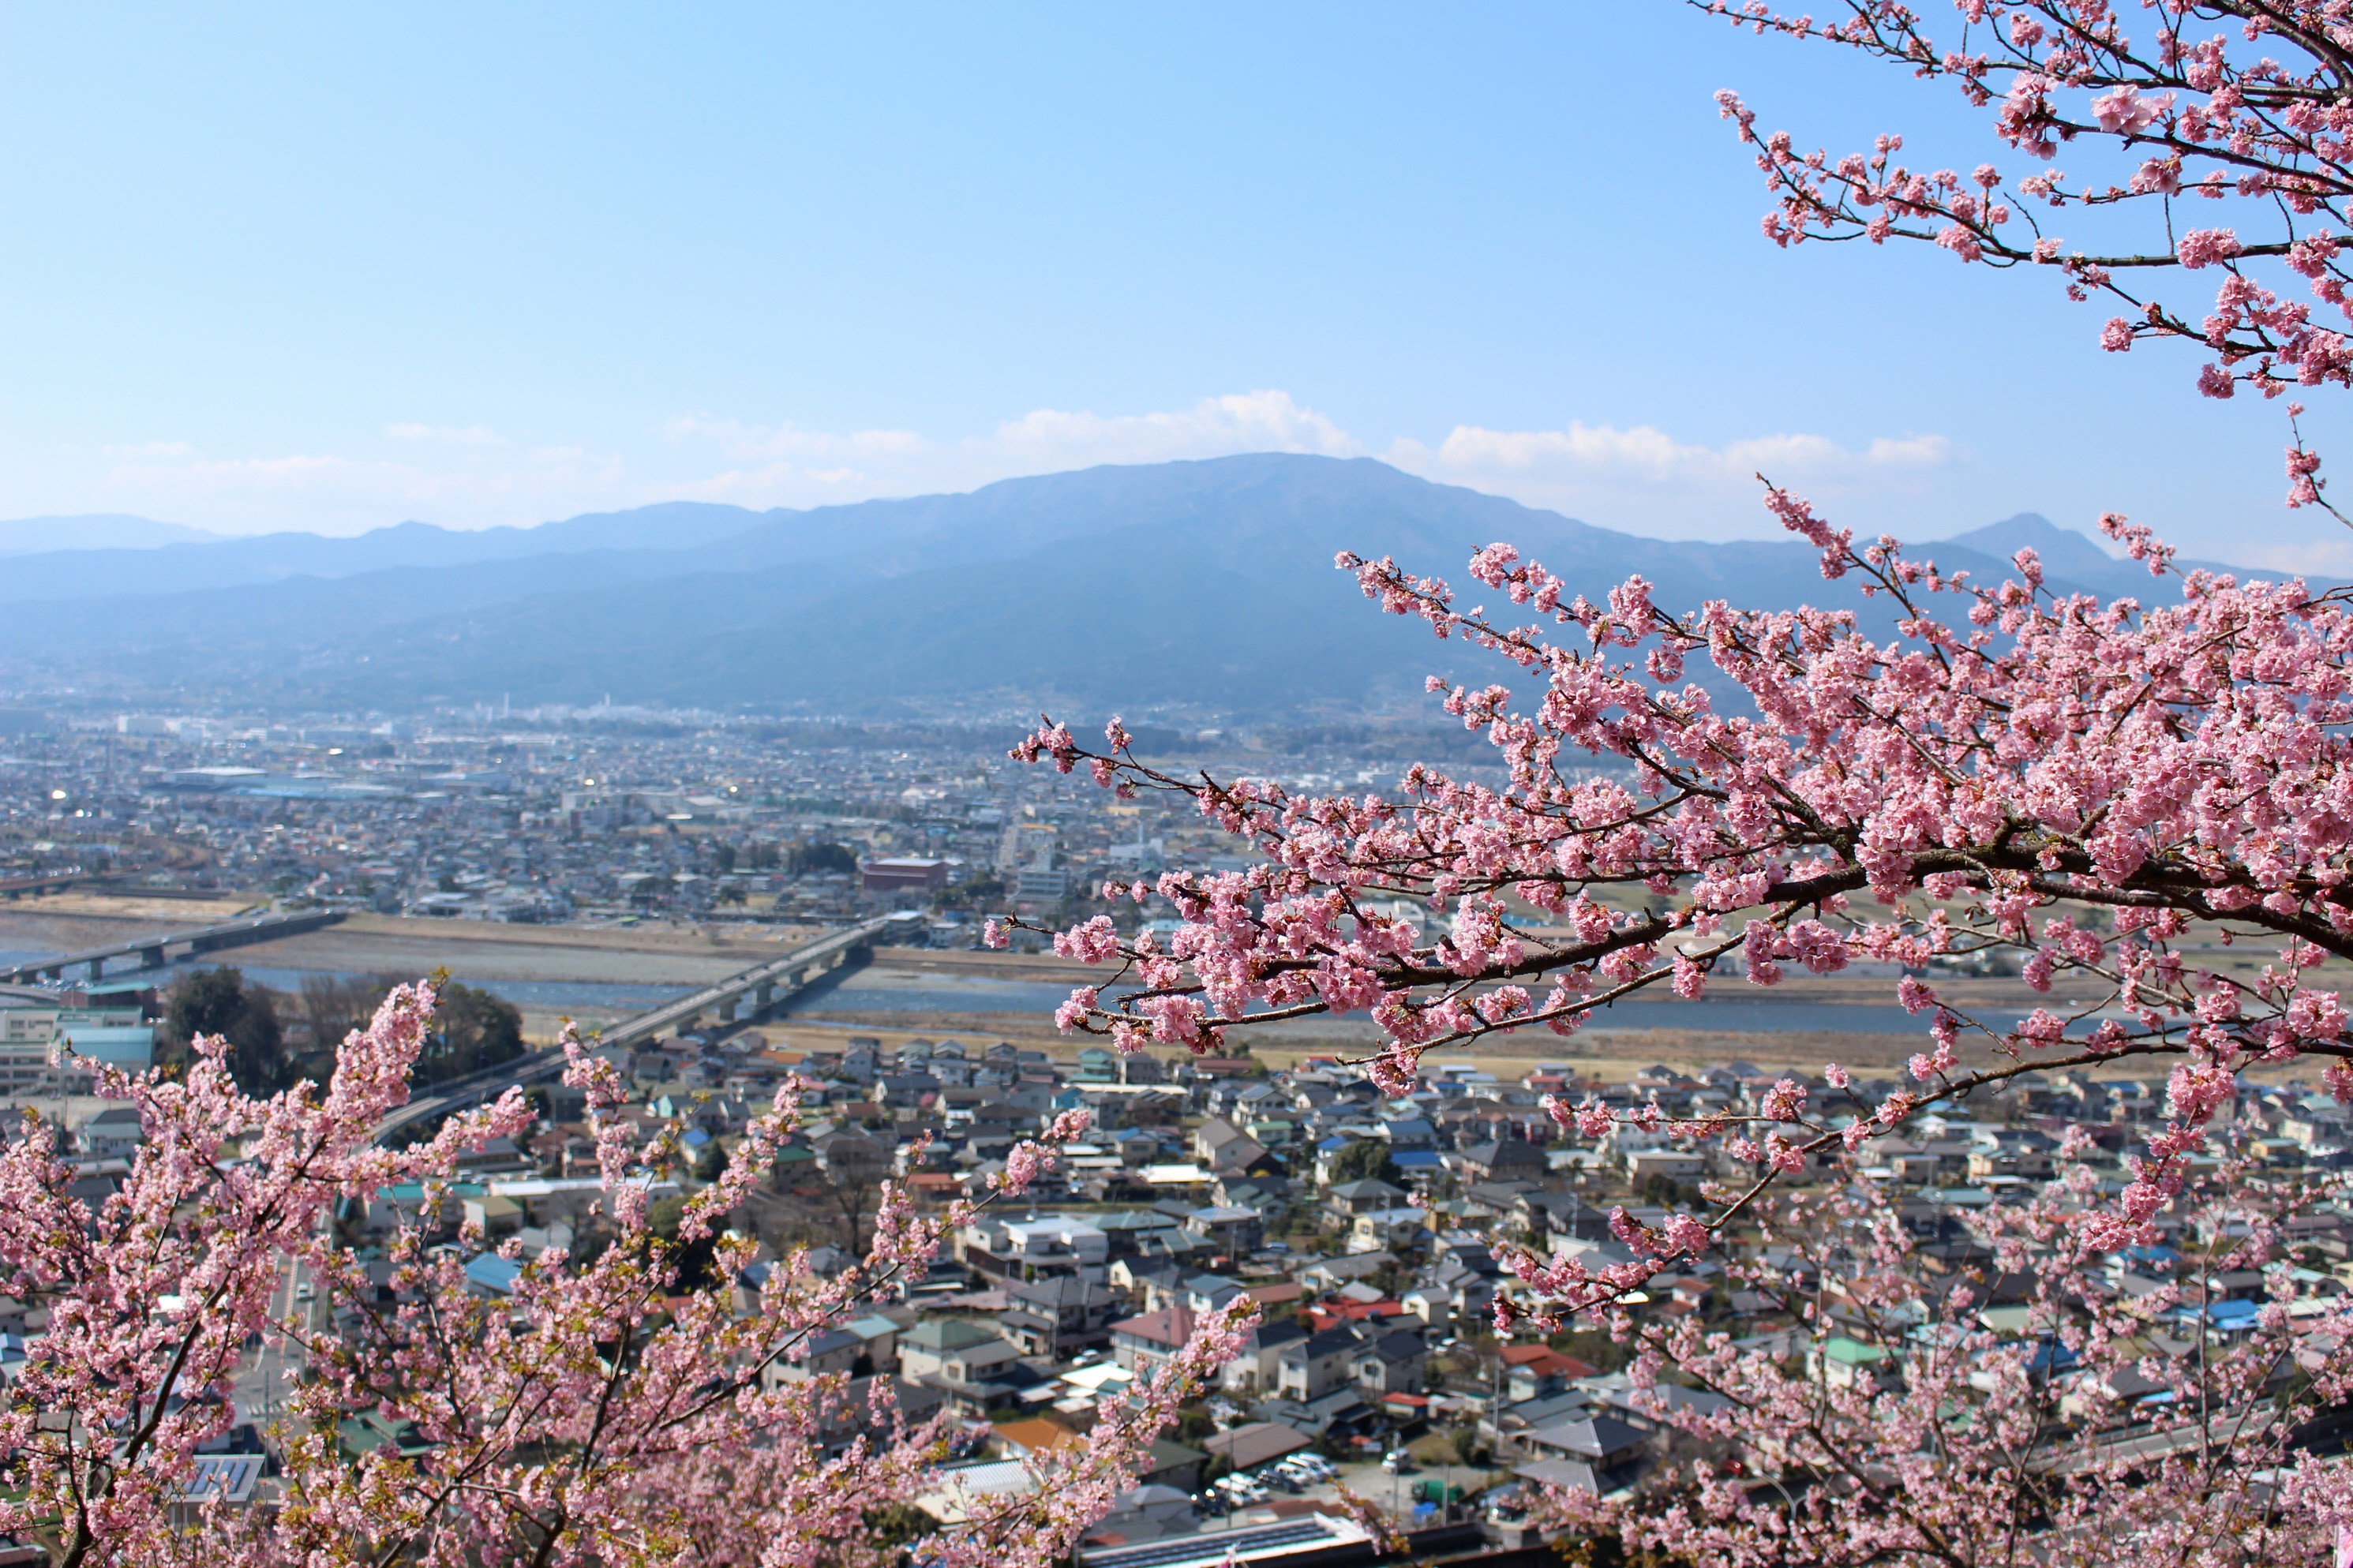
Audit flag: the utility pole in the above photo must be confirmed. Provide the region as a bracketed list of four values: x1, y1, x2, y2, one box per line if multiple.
[1489, 1349, 1501, 1465]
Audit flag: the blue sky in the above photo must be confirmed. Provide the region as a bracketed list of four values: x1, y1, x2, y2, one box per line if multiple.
[4, 3, 2345, 571]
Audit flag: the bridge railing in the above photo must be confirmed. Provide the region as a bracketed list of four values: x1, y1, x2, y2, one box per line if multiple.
[3, 910, 344, 983]
[371, 913, 921, 1141]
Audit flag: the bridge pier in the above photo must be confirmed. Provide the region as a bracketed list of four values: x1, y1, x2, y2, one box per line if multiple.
[718, 997, 739, 1024]
[0, 913, 344, 993]
[754, 982, 774, 1009]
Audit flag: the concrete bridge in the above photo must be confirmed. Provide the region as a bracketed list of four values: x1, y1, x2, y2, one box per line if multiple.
[371, 911, 922, 1143]
[2, 910, 345, 985]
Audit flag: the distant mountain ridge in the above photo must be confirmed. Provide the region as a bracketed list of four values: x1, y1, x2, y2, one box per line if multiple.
[0, 458, 2279, 717]
[0, 514, 221, 556]
[0, 502, 774, 601]
[1938, 512, 2249, 597]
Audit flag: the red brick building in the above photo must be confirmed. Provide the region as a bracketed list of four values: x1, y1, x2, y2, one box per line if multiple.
[860, 857, 948, 892]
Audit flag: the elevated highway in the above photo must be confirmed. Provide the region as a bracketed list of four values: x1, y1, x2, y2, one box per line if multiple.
[371, 912, 920, 1142]
[2, 910, 343, 985]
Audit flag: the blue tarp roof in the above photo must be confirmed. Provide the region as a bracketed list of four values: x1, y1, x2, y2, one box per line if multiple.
[464, 1255, 523, 1296]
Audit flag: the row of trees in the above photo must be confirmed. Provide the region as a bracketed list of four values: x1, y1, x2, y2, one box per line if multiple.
[155, 967, 523, 1095]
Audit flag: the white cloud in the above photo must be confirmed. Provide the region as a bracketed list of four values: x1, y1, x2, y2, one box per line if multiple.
[96, 444, 628, 536]
[52, 394, 1967, 540]
[2238, 535, 2353, 578]
[1382, 422, 1962, 537]
[385, 422, 509, 447]
[986, 391, 1358, 466]
[661, 415, 929, 464]
[654, 391, 1359, 508]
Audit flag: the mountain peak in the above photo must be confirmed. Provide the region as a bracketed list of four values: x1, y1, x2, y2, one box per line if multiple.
[1936, 512, 2120, 578]
[0, 458, 2275, 717]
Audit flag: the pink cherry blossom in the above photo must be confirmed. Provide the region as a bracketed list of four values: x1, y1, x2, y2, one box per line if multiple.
[0, 984, 1244, 1567]
[999, 431, 2353, 1368]
[1699, 3, 2353, 426]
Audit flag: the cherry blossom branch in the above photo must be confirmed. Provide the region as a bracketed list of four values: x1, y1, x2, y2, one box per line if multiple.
[1696, 0, 2353, 507]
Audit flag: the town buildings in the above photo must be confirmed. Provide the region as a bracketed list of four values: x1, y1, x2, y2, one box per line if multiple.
[6, 712, 2351, 1562]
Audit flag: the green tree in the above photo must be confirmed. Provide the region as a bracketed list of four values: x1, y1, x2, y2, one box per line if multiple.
[645, 1194, 718, 1291]
[1638, 1173, 1704, 1211]
[163, 967, 287, 1091]
[414, 982, 525, 1087]
[939, 869, 1005, 911]
[691, 1136, 726, 1184]
[785, 841, 858, 877]
[860, 1502, 934, 1551]
[1328, 1139, 1402, 1188]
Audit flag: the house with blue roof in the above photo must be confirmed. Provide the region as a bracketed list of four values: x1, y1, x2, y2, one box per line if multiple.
[1375, 1114, 1437, 1148]
[463, 1254, 523, 1297]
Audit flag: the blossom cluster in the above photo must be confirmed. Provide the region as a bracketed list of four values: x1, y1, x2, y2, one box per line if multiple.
[1699, 0, 2353, 508]
[1006, 492, 2353, 1315]
[0, 988, 1245, 1566]
[1547, 1149, 2353, 1566]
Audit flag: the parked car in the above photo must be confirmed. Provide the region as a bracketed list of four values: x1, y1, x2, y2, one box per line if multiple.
[1381, 1450, 1411, 1475]
[1287, 1454, 1337, 1481]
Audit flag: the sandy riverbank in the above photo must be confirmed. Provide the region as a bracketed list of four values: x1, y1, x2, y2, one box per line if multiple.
[0, 900, 2329, 1086]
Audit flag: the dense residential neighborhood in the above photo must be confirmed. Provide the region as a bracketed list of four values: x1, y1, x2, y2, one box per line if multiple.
[6, 711, 2352, 1564]
[6, 942, 2348, 1566]
[0, 709, 1413, 933]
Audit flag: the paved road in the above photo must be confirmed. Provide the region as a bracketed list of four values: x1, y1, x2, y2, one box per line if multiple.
[230, 1253, 316, 1429]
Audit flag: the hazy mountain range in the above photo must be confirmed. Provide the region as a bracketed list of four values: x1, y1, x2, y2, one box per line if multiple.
[0, 455, 2261, 718]
[0, 514, 223, 556]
